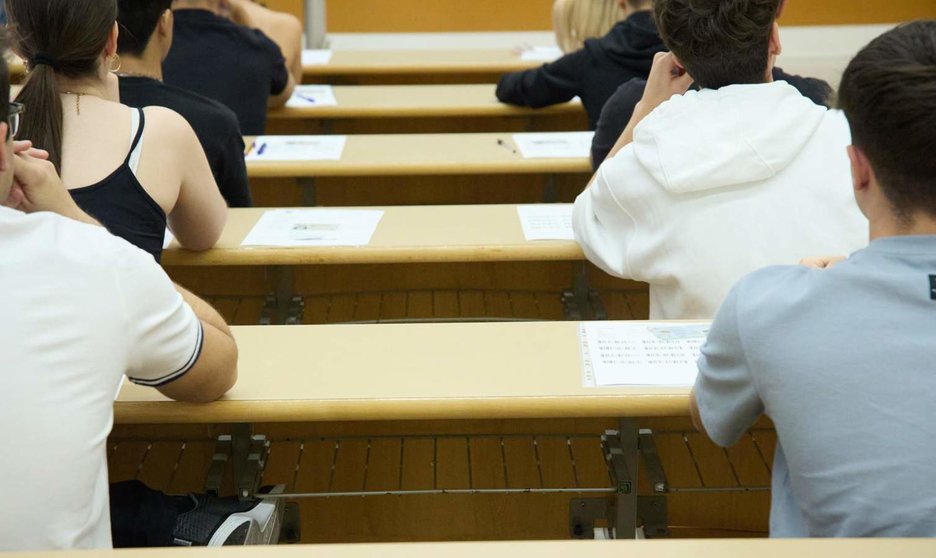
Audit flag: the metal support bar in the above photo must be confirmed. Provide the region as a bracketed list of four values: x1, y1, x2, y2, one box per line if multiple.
[605, 419, 639, 540]
[298, 177, 317, 207]
[543, 174, 559, 203]
[263, 266, 304, 326]
[562, 263, 606, 320]
[231, 424, 270, 501]
[304, 0, 328, 49]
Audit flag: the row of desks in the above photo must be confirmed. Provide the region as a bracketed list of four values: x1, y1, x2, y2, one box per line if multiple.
[11, 539, 936, 557]
[163, 205, 581, 267]
[244, 133, 590, 179]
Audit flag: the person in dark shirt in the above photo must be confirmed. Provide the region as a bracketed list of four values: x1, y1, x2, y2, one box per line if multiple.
[163, 0, 294, 135]
[496, 0, 664, 129]
[117, 0, 251, 207]
[590, 69, 833, 169]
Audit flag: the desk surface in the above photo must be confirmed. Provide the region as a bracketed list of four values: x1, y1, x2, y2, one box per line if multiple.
[162, 205, 583, 267]
[269, 84, 582, 120]
[12, 538, 936, 557]
[115, 321, 689, 424]
[245, 133, 592, 178]
[304, 49, 537, 77]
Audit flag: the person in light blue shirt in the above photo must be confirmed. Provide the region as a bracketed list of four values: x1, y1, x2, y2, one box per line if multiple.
[691, 20, 936, 538]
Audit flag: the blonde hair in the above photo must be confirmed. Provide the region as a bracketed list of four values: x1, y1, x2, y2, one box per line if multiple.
[553, 0, 626, 53]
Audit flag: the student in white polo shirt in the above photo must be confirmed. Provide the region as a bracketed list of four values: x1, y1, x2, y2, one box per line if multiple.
[693, 21, 936, 536]
[572, 0, 867, 319]
[0, 55, 274, 549]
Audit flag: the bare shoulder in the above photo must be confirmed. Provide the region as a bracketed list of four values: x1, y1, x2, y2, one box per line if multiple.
[140, 105, 199, 145]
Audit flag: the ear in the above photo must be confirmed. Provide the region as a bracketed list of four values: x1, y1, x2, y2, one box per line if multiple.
[104, 21, 119, 58]
[768, 22, 782, 57]
[848, 145, 874, 194]
[158, 9, 174, 38]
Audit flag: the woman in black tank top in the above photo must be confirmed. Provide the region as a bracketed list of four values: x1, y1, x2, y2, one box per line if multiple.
[7, 0, 226, 261]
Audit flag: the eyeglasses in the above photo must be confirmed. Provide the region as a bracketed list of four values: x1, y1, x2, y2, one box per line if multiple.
[7, 102, 24, 140]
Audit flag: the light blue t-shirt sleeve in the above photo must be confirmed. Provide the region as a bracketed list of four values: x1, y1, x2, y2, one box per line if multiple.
[694, 282, 764, 447]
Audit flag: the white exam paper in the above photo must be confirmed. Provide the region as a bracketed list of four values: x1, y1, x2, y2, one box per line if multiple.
[520, 46, 564, 62]
[302, 49, 333, 65]
[512, 132, 594, 159]
[241, 209, 384, 247]
[286, 85, 338, 108]
[516, 204, 574, 241]
[246, 136, 347, 162]
[579, 321, 711, 387]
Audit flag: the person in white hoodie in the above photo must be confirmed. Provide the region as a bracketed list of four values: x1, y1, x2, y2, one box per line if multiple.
[572, 0, 867, 319]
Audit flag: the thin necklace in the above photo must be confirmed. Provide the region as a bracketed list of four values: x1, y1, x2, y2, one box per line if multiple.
[61, 91, 84, 116]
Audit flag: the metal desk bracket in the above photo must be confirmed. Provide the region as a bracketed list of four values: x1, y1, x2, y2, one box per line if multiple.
[298, 177, 318, 207]
[562, 263, 607, 320]
[260, 267, 305, 325]
[204, 425, 270, 501]
[543, 174, 559, 203]
[570, 422, 671, 539]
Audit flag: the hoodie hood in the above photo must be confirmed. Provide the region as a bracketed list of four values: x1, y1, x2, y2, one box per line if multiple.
[632, 81, 831, 194]
[586, 11, 664, 68]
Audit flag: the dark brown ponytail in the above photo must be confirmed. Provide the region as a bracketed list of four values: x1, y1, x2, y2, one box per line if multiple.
[5, 0, 118, 172]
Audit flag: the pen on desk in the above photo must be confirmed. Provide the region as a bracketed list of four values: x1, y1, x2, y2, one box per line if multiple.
[257, 142, 268, 156]
[298, 94, 318, 104]
[497, 138, 519, 156]
[245, 141, 256, 156]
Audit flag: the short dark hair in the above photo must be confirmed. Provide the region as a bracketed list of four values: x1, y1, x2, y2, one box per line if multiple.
[838, 21, 936, 222]
[654, 0, 781, 89]
[117, 0, 173, 56]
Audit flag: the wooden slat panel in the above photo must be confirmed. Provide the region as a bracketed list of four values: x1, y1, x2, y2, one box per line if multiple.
[380, 292, 409, 322]
[502, 438, 541, 489]
[432, 291, 460, 318]
[365, 438, 403, 492]
[537, 437, 576, 489]
[234, 296, 267, 325]
[327, 294, 358, 323]
[508, 292, 540, 320]
[353, 293, 383, 322]
[108, 442, 150, 483]
[136, 442, 184, 492]
[685, 433, 739, 488]
[725, 433, 772, 487]
[304, 296, 330, 324]
[262, 441, 302, 490]
[468, 437, 506, 490]
[752, 430, 778, 473]
[654, 433, 702, 488]
[436, 437, 470, 490]
[331, 439, 370, 492]
[459, 291, 487, 318]
[484, 291, 513, 318]
[168, 441, 214, 494]
[401, 438, 436, 491]
[406, 291, 435, 320]
[295, 439, 338, 494]
[569, 437, 610, 489]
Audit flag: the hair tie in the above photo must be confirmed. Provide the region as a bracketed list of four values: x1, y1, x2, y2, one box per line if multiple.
[31, 53, 58, 70]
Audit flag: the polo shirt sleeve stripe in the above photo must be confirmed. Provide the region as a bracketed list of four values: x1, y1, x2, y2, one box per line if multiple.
[127, 321, 205, 387]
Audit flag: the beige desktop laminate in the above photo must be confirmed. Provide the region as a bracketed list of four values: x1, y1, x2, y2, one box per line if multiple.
[268, 84, 582, 120]
[114, 321, 690, 424]
[161, 205, 583, 267]
[244, 133, 592, 178]
[303, 49, 538, 78]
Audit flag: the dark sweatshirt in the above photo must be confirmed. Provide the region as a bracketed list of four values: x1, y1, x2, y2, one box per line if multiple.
[495, 10, 665, 129]
[590, 69, 835, 169]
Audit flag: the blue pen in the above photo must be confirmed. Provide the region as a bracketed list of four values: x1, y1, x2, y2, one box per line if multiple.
[257, 142, 268, 156]
[298, 94, 318, 104]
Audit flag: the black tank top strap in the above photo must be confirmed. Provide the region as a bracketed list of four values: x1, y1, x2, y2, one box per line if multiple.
[124, 108, 146, 170]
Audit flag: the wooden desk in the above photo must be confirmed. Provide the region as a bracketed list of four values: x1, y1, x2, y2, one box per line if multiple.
[162, 205, 583, 267]
[266, 84, 586, 134]
[246, 133, 591, 179]
[270, 84, 580, 120]
[11, 539, 936, 558]
[115, 321, 687, 424]
[303, 49, 538, 85]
